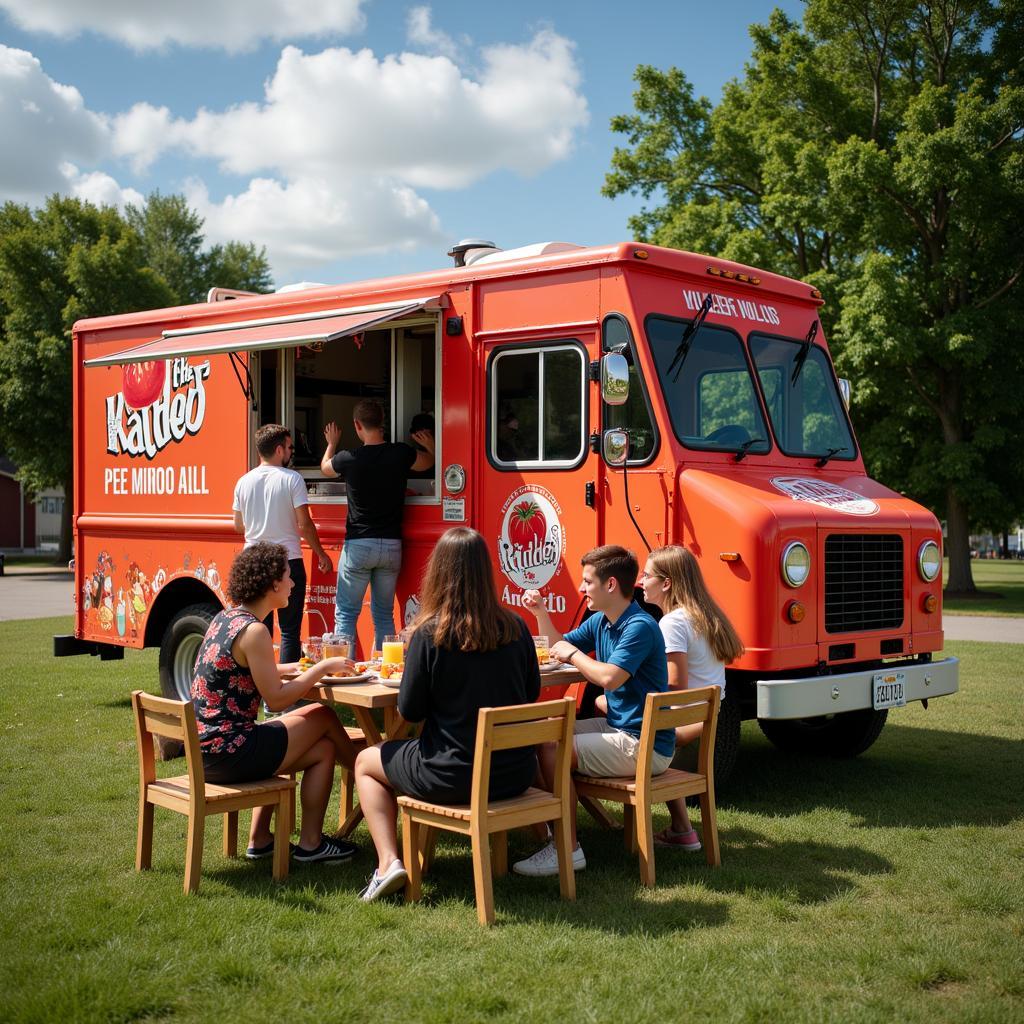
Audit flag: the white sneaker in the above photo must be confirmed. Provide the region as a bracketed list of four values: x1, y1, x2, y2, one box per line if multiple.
[512, 841, 586, 877]
[360, 859, 409, 902]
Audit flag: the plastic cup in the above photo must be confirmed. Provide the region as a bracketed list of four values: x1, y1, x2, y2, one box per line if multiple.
[324, 635, 353, 660]
[533, 635, 550, 665]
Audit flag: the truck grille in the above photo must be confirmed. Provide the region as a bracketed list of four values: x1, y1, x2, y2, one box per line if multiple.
[824, 534, 904, 634]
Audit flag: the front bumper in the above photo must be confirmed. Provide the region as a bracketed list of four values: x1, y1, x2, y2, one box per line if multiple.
[756, 657, 958, 720]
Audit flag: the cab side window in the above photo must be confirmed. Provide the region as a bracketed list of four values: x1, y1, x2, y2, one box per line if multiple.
[602, 314, 657, 463]
[490, 344, 585, 468]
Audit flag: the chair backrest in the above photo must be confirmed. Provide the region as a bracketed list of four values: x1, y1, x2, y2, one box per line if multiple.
[470, 698, 576, 814]
[131, 690, 205, 801]
[635, 685, 721, 792]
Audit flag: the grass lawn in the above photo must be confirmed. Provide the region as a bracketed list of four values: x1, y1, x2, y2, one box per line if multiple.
[944, 559, 1024, 616]
[1, 617, 1021, 1024]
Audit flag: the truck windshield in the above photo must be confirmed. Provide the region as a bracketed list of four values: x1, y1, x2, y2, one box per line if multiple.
[749, 333, 855, 460]
[646, 315, 771, 454]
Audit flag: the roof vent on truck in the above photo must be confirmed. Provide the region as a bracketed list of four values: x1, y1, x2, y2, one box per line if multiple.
[447, 239, 585, 268]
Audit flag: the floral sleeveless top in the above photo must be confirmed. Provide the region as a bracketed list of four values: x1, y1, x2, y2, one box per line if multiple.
[191, 608, 261, 755]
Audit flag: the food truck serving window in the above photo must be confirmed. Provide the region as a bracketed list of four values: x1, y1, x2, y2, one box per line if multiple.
[645, 315, 771, 454]
[489, 344, 586, 468]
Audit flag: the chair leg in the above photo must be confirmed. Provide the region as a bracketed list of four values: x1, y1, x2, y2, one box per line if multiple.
[551, 817, 577, 903]
[402, 811, 422, 903]
[636, 802, 656, 887]
[490, 831, 508, 878]
[284, 773, 297, 839]
[223, 811, 238, 858]
[699, 789, 721, 867]
[272, 793, 291, 882]
[184, 813, 205, 894]
[470, 828, 495, 926]
[136, 797, 154, 871]
[420, 826, 438, 874]
[623, 803, 637, 854]
[338, 767, 355, 831]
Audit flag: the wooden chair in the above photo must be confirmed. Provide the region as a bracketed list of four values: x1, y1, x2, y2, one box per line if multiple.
[398, 698, 577, 926]
[573, 685, 721, 886]
[132, 690, 296, 894]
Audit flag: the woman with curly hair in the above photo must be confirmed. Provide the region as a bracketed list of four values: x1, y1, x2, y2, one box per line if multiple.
[354, 527, 541, 901]
[192, 541, 360, 864]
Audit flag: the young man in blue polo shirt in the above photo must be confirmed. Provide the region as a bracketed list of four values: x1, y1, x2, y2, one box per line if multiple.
[514, 545, 675, 877]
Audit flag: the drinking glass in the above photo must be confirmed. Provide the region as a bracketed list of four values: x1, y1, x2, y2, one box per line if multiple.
[381, 634, 405, 666]
[324, 634, 353, 660]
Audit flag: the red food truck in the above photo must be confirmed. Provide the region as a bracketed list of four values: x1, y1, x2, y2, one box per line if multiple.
[55, 240, 958, 780]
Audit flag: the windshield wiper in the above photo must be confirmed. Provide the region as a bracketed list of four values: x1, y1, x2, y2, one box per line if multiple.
[668, 293, 714, 382]
[790, 320, 819, 386]
[733, 437, 766, 462]
[815, 446, 849, 468]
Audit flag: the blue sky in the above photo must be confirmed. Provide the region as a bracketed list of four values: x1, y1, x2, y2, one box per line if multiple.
[1, 0, 804, 288]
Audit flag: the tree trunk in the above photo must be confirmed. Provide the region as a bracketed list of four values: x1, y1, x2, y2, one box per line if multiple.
[1001, 529, 1009, 559]
[58, 470, 73, 565]
[944, 486, 975, 593]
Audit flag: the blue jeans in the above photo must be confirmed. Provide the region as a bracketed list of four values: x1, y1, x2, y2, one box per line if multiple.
[264, 557, 306, 664]
[334, 538, 402, 655]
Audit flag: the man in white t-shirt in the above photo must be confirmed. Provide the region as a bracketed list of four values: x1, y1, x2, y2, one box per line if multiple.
[233, 424, 331, 663]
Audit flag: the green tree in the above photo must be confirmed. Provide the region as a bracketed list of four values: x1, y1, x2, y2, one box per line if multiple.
[604, 0, 1024, 593]
[0, 197, 175, 560]
[126, 192, 272, 304]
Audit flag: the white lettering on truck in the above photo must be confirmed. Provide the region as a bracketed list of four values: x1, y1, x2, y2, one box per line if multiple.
[106, 358, 209, 460]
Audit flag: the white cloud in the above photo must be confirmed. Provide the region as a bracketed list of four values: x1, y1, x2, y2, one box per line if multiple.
[0, 45, 110, 202]
[5, 27, 587, 277]
[113, 32, 588, 189]
[185, 175, 444, 276]
[406, 6, 462, 61]
[60, 164, 144, 210]
[0, 0, 366, 52]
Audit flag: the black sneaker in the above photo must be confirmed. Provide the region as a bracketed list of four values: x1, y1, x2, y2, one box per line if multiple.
[293, 834, 358, 865]
[245, 838, 297, 860]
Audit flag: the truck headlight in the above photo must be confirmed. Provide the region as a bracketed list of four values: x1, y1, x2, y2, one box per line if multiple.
[781, 541, 810, 587]
[918, 540, 941, 582]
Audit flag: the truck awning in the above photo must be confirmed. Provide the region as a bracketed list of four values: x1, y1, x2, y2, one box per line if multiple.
[84, 295, 446, 367]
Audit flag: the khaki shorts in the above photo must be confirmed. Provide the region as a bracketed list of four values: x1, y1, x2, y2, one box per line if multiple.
[573, 718, 673, 778]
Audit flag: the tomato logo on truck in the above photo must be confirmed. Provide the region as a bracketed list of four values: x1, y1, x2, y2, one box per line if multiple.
[498, 486, 564, 589]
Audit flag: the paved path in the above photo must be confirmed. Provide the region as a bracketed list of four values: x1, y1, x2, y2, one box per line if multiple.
[1, 569, 1023, 643]
[0, 568, 74, 622]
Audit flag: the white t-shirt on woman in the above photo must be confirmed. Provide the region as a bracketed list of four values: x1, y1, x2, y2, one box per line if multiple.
[659, 608, 726, 697]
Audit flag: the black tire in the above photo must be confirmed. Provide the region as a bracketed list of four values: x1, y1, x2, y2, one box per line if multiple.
[758, 708, 888, 757]
[158, 603, 218, 702]
[671, 686, 741, 789]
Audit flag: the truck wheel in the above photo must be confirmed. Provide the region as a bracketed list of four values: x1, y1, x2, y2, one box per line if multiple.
[758, 708, 888, 757]
[671, 687, 741, 789]
[159, 603, 218, 702]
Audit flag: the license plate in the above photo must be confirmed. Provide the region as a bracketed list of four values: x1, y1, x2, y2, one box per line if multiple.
[873, 671, 907, 710]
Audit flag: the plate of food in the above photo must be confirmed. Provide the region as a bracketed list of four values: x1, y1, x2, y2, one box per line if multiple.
[315, 671, 377, 685]
[539, 660, 568, 673]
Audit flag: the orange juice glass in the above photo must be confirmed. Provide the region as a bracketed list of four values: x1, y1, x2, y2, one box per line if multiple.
[382, 635, 404, 666]
[533, 635, 550, 665]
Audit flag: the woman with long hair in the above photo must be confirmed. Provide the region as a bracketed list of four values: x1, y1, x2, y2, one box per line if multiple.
[192, 541, 360, 864]
[354, 527, 541, 901]
[639, 544, 744, 850]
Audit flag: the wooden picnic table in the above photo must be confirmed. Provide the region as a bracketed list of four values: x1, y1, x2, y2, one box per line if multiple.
[316, 665, 620, 835]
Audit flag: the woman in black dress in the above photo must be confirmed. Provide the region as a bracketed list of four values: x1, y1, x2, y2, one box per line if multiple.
[354, 527, 541, 901]
[192, 542, 360, 864]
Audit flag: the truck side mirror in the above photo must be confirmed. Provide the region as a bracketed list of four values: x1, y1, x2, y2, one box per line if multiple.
[601, 352, 630, 406]
[603, 429, 629, 466]
[838, 377, 852, 407]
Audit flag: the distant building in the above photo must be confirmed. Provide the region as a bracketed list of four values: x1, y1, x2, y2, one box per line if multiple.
[0, 455, 64, 551]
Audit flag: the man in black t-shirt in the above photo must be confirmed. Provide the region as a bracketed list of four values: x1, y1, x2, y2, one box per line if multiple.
[321, 400, 434, 654]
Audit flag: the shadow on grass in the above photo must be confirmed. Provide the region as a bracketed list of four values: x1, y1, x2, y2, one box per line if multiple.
[721, 723, 1023, 828]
